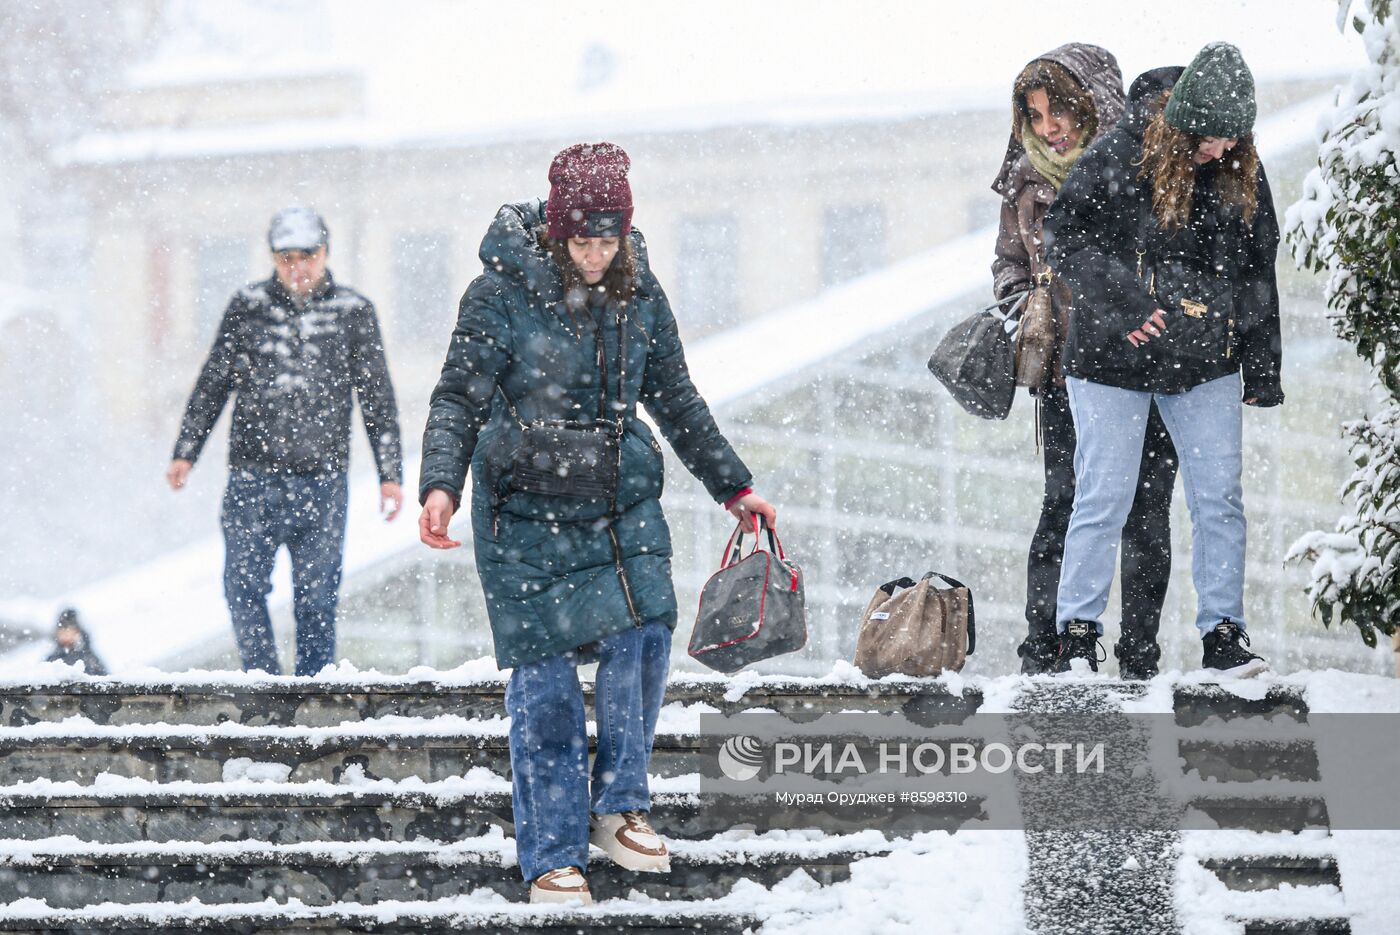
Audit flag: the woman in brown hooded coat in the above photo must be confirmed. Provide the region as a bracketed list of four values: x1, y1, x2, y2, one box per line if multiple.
[990, 43, 1178, 677]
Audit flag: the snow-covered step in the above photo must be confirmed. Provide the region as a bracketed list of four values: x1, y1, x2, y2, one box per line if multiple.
[1200, 855, 1342, 891]
[0, 780, 985, 844]
[0, 896, 761, 934]
[1178, 737, 1321, 783]
[0, 717, 993, 786]
[1177, 828, 1352, 935]
[0, 832, 886, 908]
[1181, 829, 1343, 892]
[0, 721, 732, 785]
[0, 674, 983, 727]
[1172, 685, 1309, 726]
[1240, 921, 1351, 935]
[1185, 792, 1329, 832]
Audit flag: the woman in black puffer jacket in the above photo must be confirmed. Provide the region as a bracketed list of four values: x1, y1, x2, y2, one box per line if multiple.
[1043, 43, 1282, 679]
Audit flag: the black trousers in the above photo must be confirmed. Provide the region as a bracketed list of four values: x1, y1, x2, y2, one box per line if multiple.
[1025, 382, 1178, 652]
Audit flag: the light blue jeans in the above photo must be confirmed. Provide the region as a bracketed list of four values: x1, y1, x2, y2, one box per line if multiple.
[1057, 373, 1246, 636]
[504, 619, 671, 883]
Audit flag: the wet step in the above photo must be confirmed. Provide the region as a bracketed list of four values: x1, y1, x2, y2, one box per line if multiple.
[0, 835, 882, 907]
[0, 677, 982, 727]
[0, 786, 985, 844]
[1201, 855, 1341, 890]
[1240, 919, 1351, 935]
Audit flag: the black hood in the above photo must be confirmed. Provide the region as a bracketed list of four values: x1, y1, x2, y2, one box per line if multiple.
[1123, 66, 1185, 139]
[992, 42, 1126, 195]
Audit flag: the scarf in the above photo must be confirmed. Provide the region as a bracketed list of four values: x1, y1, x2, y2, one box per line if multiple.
[1021, 119, 1087, 191]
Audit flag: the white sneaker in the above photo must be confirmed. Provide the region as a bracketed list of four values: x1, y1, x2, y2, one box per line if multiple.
[590, 810, 671, 872]
[529, 866, 592, 905]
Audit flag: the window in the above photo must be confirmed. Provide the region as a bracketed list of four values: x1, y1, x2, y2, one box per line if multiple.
[393, 232, 454, 345]
[673, 213, 739, 331]
[195, 237, 250, 346]
[821, 203, 886, 287]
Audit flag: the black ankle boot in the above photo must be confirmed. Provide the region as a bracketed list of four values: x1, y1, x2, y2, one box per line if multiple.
[1114, 639, 1162, 680]
[1053, 621, 1105, 675]
[1018, 629, 1061, 675]
[1201, 620, 1268, 678]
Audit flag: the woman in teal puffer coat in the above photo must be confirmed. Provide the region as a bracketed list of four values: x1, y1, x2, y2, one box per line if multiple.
[418, 142, 775, 904]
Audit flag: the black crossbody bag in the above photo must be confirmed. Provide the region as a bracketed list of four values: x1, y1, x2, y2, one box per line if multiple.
[505, 305, 626, 500]
[1136, 205, 1237, 366]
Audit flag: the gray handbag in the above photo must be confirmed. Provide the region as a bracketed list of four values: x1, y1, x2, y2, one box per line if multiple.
[689, 518, 806, 674]
[928, 290, 1027, 421]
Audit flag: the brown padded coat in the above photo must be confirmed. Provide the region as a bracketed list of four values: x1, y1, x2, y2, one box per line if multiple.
[990, 43, 1125, 388]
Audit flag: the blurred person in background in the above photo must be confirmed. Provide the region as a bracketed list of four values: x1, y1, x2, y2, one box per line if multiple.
[1044, 43, 1283, 678]
[46, 607, 107, 676]
[992, 43, 1179, 680]
[165, 208, 403, 677]
[417, 142, 776, 904]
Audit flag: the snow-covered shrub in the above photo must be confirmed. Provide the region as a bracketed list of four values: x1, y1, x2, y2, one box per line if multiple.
[1284, 0, 1400, 646]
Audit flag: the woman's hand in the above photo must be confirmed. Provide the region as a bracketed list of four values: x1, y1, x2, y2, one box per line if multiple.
[419, 489, 462, 549]
[727, 492, 777, 528]
[1127, 309, 1168, 347]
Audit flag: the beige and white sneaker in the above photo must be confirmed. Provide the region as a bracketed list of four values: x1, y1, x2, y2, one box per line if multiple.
[528, 866, 592, 905]
[590, 810, 671, 872]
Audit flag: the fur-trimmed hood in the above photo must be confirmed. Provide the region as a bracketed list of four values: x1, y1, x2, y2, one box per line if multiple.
[991, 43, 1126, 197]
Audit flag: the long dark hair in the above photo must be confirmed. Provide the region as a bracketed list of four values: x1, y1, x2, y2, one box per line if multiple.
[1137, 90, 1259, 230]
[537, 230, 637, 332]
[1011, 59, 1098, 147]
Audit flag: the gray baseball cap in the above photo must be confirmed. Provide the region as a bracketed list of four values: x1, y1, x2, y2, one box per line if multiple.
[267, 206, 329, 252]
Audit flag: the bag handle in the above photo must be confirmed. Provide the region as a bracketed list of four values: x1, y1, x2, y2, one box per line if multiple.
[985, 289, 1031, 324]
[719, 515, 785, 568]
[874, 571, 976, 656]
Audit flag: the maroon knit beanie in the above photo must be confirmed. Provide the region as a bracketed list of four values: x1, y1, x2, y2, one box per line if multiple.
[545, 142, 634, 239]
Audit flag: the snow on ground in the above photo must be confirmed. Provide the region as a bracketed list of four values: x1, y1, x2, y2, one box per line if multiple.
[746, 831, 1029, 935]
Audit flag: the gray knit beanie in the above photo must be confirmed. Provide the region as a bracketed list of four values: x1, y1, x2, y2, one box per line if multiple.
[1164, 42, 1257, 138]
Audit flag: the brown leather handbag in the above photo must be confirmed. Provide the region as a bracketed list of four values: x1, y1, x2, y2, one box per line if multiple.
[1014, 268, 1057, 391]
[853, 572, 976, 678]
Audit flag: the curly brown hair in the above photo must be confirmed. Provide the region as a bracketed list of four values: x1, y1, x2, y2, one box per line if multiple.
[537, 230, 637, 332]
[1137, 90, 1259, 230]
[1012, 59, 1098, 146]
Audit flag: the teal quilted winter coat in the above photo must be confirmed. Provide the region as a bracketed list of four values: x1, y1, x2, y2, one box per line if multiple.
[419, 201, 753, 668]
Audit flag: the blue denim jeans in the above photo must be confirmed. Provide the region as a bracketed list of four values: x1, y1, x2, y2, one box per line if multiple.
[505, 619, 672, 883]
[221, 469, 349, 676]
[1058, 373, 1246, 636]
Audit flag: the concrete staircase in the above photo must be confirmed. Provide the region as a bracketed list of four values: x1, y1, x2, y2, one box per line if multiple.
[1019, 682, 1352, 935]
[0, 675, 1356, 933]
[0, 675, 981, 934]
